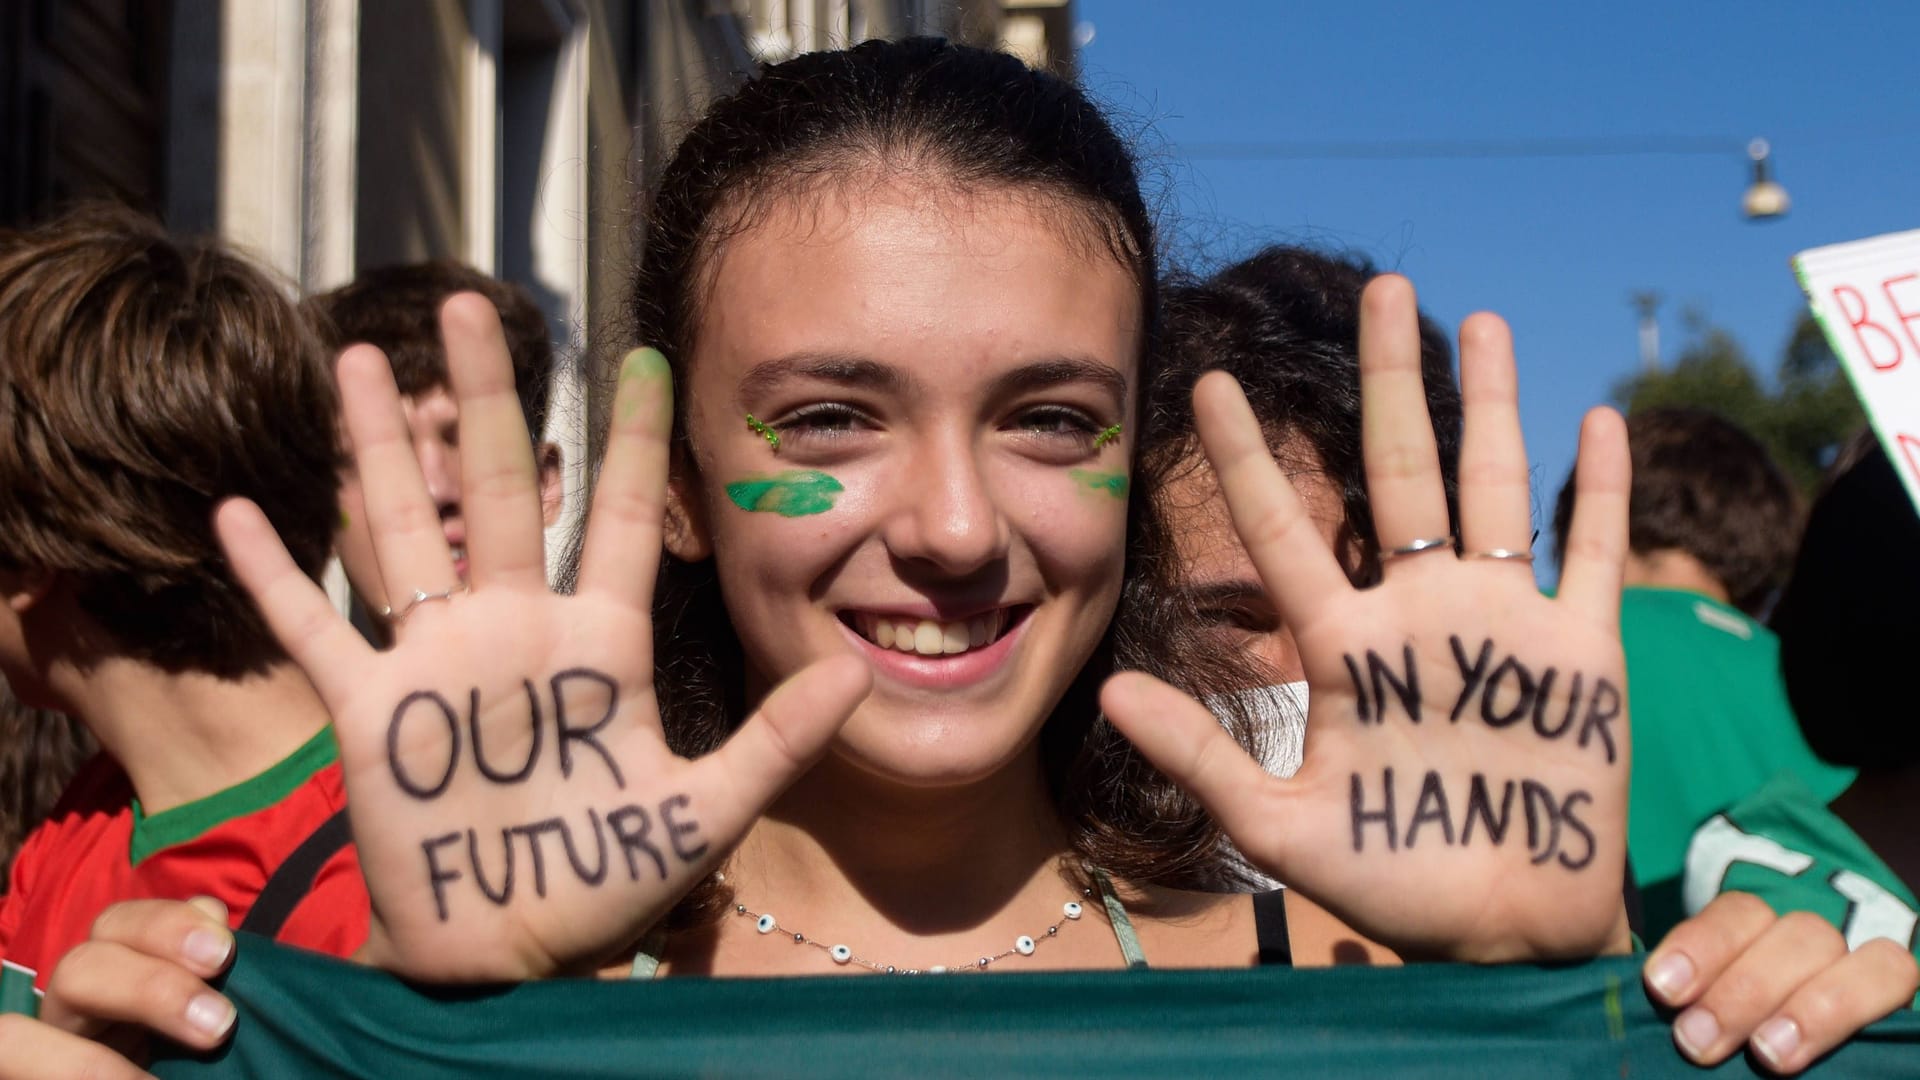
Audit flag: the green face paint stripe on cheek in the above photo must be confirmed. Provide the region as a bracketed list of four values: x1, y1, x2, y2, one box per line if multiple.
[1068, 469, 1129, 499]
[725, 471, 844, 517]
[1092, 423, 1123, 449]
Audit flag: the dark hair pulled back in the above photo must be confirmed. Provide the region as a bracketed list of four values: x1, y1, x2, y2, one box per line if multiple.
[628, 38, 1247, 924]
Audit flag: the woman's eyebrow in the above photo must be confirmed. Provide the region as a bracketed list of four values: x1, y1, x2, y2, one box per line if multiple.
[988, 357, 1128, 406]
[738, 353, 911, 401]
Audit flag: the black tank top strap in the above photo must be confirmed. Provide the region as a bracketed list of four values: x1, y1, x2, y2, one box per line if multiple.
[1252, 888, 1292, 967]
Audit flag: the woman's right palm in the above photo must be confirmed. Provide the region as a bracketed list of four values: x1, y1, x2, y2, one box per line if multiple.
[217, 296, 870, 980]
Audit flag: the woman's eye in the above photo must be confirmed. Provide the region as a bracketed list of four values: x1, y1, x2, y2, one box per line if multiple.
[1011, 406, 1101, 440]
[773, 403, 868, 441]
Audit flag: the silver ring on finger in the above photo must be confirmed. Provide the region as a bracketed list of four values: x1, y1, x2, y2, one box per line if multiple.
[1460, 548, 1535, 564]
[1378, 534, 1456, 563]
[380, 581, 468, 622]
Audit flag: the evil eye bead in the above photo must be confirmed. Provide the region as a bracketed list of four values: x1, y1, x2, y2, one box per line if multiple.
[1063, 901, 1084, 920]
[1015, 936, 1036, 956]
[756, 914, 778, 934]
[830, 944, 853, 964]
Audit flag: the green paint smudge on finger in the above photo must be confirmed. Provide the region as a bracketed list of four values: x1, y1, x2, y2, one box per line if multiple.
[617, 347, 670, 423]
[1068, 469, 1129, 499]
[726, 470, 844, 516]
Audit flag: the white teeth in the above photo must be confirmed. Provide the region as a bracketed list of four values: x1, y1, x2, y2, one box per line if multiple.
[913, 621, 944, 655]
[858, 612, 1011, 657]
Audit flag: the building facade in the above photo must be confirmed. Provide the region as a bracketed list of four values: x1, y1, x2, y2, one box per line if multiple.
[1, 0, 1076, 586]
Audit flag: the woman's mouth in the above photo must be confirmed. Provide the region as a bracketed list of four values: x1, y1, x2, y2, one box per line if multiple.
[843, 608, 1025, 657]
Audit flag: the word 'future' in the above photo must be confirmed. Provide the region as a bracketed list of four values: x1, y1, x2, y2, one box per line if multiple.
[385, 668, 707, 921]
[1342, 637, 1619, 870]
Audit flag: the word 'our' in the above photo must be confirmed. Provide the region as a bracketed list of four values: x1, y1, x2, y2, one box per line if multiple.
[386, 668, 624, 800]
[1349, 768, 1597, 870]
[1341, 636, 1620, 764]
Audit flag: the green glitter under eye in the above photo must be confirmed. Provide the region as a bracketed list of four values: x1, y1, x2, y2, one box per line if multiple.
[1068, 469, 1129, 499]
[725, 470, 844, 517]
[1092, 423, 1123, 449]
[744, 414, 780, 452]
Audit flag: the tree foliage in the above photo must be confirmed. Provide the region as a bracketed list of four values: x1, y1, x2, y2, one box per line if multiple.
[1612, 312, 1864, 494]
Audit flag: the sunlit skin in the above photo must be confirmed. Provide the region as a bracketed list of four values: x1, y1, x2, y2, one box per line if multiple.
[653, 180, 1278, 973]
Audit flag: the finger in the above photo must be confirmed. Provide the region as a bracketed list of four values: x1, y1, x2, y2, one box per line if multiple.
[216, 499, 373, 704]
[1747, 937, 1920, 1075]
[1356, 275, 1451, 555]
[1667, 910, 1846, 1066]
[1454, 313, 1534, 563]
[1192, 372, 1349, 622]
[1554, 407, 1630, 625]
[577, 348, 673, 604]
[1644, 891, 1777, 1008]
[0, 1015, 154, 1080]
[335, 344, 460, 623]
[706, 655, 871, 811]
[441, 293, 548, 590]
[1100, 671, 1295, 870]
[40, 942, 234, 1050]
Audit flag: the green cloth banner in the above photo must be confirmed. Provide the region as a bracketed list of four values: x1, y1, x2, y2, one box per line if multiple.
[152, 934, 1920, 1078]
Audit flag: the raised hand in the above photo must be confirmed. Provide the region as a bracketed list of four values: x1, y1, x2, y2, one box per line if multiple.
[1104, 275, 1633, 963]
[0, 898, 236, 1080]
[217, 296, 870, 980]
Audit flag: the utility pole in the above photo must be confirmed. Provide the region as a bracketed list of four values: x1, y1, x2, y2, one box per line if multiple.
[1631, 291, 1661, 371]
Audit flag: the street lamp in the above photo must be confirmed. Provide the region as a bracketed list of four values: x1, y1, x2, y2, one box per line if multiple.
[1742, 138, 1790, 220]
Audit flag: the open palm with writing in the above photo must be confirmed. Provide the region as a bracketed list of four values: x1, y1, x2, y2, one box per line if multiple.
[1105, 276, 1633, 963]
[217, 296, 870, 980]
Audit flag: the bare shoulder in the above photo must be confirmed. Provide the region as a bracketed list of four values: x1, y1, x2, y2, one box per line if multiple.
[1119, 885, 1400, 970]
[1119, 885, 1257, 969]
[1281, 891, 1401, 968]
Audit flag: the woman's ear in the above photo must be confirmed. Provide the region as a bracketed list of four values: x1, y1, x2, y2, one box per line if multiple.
[664, 465, 714, 563]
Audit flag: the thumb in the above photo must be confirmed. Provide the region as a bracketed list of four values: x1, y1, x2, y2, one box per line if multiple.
[708, 654, 872, 806]
[1101, 672, 1299, 869]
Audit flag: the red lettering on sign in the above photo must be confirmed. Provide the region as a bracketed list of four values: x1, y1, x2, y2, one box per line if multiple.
[1834, 284, 1905, 371]
[1884, 273, 1920, 357]
[1898, 433, 1920, 492]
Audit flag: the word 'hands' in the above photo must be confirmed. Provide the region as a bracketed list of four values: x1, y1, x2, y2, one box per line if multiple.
[217, 297, 870, 981]
[1105, 277, 1633, 964]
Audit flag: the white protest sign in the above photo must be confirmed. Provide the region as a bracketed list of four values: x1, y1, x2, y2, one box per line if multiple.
[1794, 228, 1920, 512]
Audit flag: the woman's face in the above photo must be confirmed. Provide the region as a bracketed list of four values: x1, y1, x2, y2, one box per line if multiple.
[670, 179, 1140, 787]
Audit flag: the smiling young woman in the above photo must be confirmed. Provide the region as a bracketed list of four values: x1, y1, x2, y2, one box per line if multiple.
[15, 37, 1911, 1080]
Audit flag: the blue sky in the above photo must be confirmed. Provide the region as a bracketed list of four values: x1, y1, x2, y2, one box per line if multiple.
[1076, 0, 1920, 573]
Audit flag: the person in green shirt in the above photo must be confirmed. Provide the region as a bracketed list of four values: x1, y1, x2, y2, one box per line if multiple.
[1684, 437, 1920, 971]
[1552, 408, 1851, 936]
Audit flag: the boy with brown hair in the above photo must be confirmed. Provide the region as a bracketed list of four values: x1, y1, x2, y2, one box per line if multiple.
[304, 260, 562, 645]
[0, 205, 368, 1018]
[1552, 407, 1852, 936]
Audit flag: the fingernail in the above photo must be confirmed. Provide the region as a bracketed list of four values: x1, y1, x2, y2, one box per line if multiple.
[186, 992, 236, 1039]
[183, 928, 233, 970]
[1646, 952, 1694, 1000]
[1674, 1007, 1721, 1060]
[1753, 1017, 1801, 1070]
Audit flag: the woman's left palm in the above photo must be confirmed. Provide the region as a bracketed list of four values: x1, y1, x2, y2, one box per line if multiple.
[1106, 277, 1633, 963]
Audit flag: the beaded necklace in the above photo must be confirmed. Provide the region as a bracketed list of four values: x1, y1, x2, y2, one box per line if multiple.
[733, 885, 1096, 975]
